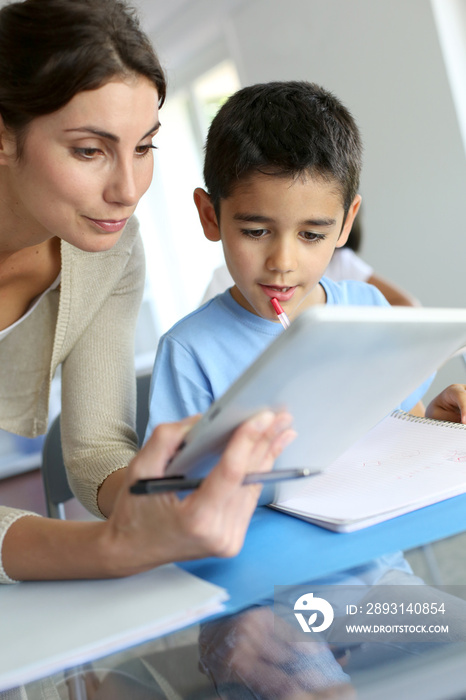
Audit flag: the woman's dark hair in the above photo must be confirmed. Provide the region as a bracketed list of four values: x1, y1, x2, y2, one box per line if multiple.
[0, 0, 166, 155]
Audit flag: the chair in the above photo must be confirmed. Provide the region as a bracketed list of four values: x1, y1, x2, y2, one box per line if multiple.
[41, 372, 152, 519]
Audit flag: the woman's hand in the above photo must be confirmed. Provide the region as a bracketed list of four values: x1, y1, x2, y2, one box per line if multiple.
[1, 411, 294, 582]
[103, 410, 296, 577]
[425, 384, 466, 424]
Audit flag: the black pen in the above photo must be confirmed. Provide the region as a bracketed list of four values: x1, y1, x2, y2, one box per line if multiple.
[130, 468, 315, 495]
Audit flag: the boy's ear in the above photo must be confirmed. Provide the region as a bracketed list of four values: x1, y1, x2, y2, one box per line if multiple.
[193, 187, 221, 242]
[335, 194, 362, 249]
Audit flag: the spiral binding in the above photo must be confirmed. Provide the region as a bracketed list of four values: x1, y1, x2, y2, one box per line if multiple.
[391, 409, 466, 430]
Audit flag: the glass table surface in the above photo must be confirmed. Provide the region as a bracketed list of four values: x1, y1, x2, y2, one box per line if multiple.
[4, 498, 466, 700]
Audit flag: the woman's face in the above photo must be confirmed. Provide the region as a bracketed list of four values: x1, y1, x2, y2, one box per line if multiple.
[3, 75, 159, 252]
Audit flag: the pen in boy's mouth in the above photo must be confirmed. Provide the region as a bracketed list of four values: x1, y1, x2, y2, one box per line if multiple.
[260, 284, 296, 302]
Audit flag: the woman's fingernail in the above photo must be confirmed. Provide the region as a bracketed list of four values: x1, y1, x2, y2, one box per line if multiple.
[272, 413, 293, 434]
[250, 410, 275, 430]
[278, 429, 297, 449]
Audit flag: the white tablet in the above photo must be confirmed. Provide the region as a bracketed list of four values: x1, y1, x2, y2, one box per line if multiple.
[165, 305, 466, 483]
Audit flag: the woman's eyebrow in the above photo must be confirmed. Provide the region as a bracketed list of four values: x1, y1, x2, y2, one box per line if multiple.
[64, 121, 161, 142]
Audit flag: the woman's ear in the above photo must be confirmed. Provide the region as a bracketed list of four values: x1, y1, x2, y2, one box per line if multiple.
[0, 114, 16, 165]
[193, 188, 221, 242]
[336, 194, 362, 249]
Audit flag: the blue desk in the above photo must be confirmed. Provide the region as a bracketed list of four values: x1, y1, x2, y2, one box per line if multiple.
[181, 493, 466, 614]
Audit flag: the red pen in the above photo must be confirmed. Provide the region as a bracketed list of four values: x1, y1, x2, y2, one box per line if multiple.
[271, 298, 291, 329]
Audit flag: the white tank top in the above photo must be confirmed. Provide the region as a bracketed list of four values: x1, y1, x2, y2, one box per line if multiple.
[0, 274, 61, 342]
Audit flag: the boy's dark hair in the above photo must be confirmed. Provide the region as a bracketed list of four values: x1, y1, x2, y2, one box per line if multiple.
[0, 0, 166, 158]
[203, 81, 362, 220]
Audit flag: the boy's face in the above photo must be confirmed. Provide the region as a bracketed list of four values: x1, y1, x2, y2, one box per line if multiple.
[195, 172, 360, 322]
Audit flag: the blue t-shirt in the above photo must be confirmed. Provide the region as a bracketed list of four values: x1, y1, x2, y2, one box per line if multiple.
[145, 278, 430, 437]
[145, 278, 433, 586]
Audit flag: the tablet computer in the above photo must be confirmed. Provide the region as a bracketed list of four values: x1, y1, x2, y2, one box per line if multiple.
[165, 305, 466, 485]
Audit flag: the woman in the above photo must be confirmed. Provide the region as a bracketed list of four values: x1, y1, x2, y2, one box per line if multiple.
[0, 0, 295, 583]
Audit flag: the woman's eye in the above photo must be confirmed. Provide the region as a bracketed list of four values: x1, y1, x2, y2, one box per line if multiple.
[135, 144, 156, 157]
[73, 147, 102, 159]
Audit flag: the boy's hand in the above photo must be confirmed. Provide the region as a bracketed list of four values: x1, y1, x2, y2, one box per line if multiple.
[425, 384, 466, 424]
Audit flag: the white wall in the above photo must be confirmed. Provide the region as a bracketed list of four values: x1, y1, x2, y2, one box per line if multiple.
[144, 0, 466, 398]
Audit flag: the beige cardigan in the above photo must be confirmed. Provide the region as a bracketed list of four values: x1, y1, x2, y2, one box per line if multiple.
[0, 217, 145, 582]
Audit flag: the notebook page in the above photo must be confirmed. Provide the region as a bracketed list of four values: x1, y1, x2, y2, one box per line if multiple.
[275, 411, 466, 524]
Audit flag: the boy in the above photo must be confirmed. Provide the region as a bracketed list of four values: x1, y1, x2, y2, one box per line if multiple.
[145, 81, 434, 431]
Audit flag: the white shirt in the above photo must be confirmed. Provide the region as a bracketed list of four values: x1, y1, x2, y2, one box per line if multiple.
[0, 275, 61, 342]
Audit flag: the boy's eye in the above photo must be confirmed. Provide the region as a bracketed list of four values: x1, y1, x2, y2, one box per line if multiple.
[241, 228, 269, 239]
[300, 231, 326, 243]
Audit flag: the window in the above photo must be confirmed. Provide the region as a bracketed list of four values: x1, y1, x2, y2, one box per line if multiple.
[431, 0, 466, 155]
[138, 60, 241, 336]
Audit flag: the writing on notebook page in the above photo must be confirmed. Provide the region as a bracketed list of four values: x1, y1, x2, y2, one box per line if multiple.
[273, 410, 466, 532]
[448, 452, 466, 462]
[321, 421, 465, 487]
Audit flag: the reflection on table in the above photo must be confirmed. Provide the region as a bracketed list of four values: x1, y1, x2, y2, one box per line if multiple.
[5, 497, 466, 700]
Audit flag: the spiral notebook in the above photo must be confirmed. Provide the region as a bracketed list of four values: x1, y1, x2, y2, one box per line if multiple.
[167, 305, 466, 481]
[271, 411, 466, 532]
